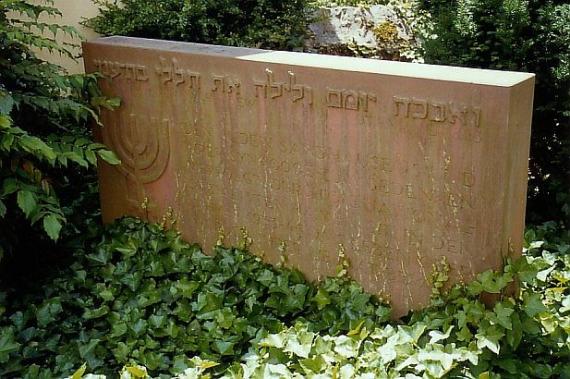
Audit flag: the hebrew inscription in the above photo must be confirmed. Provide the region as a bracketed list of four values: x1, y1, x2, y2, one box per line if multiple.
[155, 56, 201, 91]
[93, 59, 149, 81]
[326, 88, 377, 112]
[212, 74, 241, 95]
[85, 37, 535, 317]
[393, 96, 482, 127]
[254, 69, 313, 104]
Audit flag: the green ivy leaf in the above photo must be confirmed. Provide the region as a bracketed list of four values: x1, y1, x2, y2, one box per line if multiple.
[300, 356, 326, 374]
[536, 266, 556, 282]
[332, 335, 359, 358]
[123, 365, 148, 378]
[523, 292, 547, 317]
[112, 342, 130, 362]
[506, 312, 523, 349]
[71, 363, 87, 379]
[213, 340, 235, 356]
[428, 326, 455, 343]
[78, 339, 100, 359]
[513, 257, 539, 283]
[110, 322, 128, 338]
[36, 298, 63, 327]
[475, 326, 504, 354]
[261, 333, 286, 349]
[82, 305, 110, 320]
[347, 320, 365, 336]
[456, 326, 473, 342]
[0, 328, 20, 364]
[478, 271, 513, 294]
[493, 302, 514, 330]
[314, 289, 331, 310]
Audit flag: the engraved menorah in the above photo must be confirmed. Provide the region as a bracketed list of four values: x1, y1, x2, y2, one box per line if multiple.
[103, 113, 171, 217]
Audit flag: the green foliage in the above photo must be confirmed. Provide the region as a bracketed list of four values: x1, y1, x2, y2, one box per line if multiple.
[0, 0, 119, 264]
[215, 227, 570, 378]
[1, 4, 569, 378]
[86, 0, 309, 50]
[0, 219, 568, 378]
[0, 218, 389, 378]
[419, 0, 570, 224]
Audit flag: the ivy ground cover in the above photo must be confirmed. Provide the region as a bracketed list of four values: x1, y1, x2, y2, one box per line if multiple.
[0, 219, 568, 378]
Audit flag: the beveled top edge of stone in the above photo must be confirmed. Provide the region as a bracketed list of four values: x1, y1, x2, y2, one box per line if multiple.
[85, 36, 535, 87]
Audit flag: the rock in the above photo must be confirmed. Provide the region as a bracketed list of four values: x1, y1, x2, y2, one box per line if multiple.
[306, 5, 418, 61]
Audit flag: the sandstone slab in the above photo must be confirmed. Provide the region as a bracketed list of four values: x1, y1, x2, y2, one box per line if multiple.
[83, 37, 534, 316]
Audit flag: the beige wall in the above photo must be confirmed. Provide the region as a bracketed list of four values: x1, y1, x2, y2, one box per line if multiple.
[11, 0, 101, 74]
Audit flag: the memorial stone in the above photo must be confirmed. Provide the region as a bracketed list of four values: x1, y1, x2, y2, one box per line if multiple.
[83, 37, 535, 316]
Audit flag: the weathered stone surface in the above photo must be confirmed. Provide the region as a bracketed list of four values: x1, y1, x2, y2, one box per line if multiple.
[309, 6, 398, 48]
[83, 37, 535, 317]
[306, 5, 417, 60]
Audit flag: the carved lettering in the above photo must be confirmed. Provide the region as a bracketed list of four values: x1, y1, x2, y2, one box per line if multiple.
[429, 101, 446, 122]
[327, 88, 377, 112]
[359, 92, 377, 112]
[393, 96, 481, 127]
[212, 74, 241, 95]
[343, 91, 359, 110]
[155, 56, 200, 90]
[288, 72, 312, 103]
[405, 184, 415, 199]
[326, 88, 342, 108]
[255, 69, 313, 104]
[463, 171, 475, 187]
[446, 102, 467, 124]
[357, 155, 393, 173]
[410, 98, 428, 119]
[370, 180, 479, 210]
[93, 59, 149, 81]
[446, 190, 476, 209]
[393, 96, 411, 117]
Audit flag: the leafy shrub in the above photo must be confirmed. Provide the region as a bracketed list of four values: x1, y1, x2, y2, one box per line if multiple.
[0, 0, 120, 268]
[1, 219, 568, 378]
[419, 0, 570, 225]
[87, 0, 309, 50]
[0, 218, 389, 378]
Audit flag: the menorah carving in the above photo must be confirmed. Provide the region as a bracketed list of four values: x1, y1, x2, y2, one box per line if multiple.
[102, 113, 171, 218]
